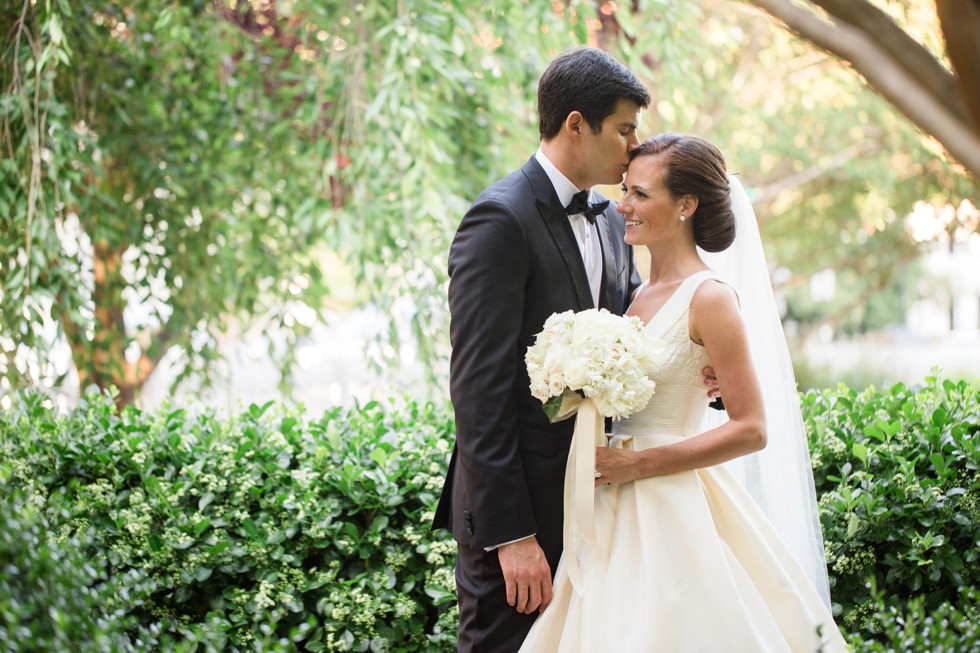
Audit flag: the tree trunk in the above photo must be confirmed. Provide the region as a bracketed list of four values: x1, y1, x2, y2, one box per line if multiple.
[60, 239, 155, 410]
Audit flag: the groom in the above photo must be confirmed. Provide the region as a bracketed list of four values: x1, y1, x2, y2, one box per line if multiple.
[432, 48, 650, 652]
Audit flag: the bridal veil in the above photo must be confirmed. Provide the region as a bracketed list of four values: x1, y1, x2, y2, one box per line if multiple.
[700, 175, 832, 607]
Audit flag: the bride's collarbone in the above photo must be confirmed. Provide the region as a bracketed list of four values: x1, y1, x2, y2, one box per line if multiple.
[628, 282, 681, 320]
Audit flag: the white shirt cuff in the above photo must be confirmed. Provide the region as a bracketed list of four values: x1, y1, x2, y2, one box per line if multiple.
[484, 533, 535, 552]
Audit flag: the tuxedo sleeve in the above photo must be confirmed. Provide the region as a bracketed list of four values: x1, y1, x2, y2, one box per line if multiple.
[626, 248, 643, 309]
[447, 198, 535, 549]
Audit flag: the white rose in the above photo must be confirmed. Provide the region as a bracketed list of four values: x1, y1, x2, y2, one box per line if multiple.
[530, 380, 550, 402]
[548, 377, 566, 397]
[563, 358, 590, 389]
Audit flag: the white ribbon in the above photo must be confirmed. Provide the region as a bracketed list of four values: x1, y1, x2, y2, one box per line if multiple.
[562, 398, 606, 594]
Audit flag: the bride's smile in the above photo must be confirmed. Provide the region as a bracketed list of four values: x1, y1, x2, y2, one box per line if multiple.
[617, 154, 695, 248]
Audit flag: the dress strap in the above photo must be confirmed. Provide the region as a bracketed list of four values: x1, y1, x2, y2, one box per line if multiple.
[645, 270, 723, 337]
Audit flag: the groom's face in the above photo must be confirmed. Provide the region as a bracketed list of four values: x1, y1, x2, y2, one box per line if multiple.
[580, 99, 642, 187]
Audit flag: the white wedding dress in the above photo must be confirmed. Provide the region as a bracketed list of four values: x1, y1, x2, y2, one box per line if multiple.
[518, 271, 848, 653]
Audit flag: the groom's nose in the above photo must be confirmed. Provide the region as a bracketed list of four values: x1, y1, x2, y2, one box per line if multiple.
[627, 132, 640, 152]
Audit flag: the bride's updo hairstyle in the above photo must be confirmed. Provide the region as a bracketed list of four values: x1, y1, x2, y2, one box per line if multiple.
[629, 133, 736, 252]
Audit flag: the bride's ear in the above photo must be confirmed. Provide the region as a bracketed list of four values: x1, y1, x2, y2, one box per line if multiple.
[682, 196, 699, 216]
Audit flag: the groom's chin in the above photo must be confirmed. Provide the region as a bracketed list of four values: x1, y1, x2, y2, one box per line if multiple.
[597, 173, 626, 188]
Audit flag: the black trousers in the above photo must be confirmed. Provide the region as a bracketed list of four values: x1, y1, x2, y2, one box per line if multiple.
[455, 543, 541, 653]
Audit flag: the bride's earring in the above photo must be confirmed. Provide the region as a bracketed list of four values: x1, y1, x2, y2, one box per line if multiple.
[678, 214, 687, 222]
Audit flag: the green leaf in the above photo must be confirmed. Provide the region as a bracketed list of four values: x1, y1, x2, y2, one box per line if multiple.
[369, 447, 388, 467]
[543, 394, 564, 422]
[207, 540, 230, 556]
[242, 518, 260, 539]
[851, 442, 868, 464]
[198, 491, 215, 511]
[194, 518, 210, 537]
[863, 424, 885, 442]
[883, 420, 902, 438]
[155, 8, 174, 30]
[929, 453, 949, 475]
[47, 14, 64, 47]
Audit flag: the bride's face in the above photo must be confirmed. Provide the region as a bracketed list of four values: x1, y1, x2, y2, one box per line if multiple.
[617, 154, 690, 247]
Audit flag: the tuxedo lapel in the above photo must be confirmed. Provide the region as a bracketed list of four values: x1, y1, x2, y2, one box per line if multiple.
[595, 205, 618, 311]
[522, 157, 593, 310]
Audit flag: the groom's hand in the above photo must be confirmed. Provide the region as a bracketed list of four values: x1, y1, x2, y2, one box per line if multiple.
[703, 366, 725, 410]
[702, 366, 720, 398]
[498, 536, 553, 614]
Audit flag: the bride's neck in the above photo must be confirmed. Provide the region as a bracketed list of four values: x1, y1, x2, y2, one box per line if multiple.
[645, 245, 705, 286]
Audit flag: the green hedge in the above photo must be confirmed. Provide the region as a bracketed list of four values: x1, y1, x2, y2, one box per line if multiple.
[845, 585, 979, 653]
[803, 374, 980, 648]
[1, 374, 978, 651]
[0, 393, 458, 652]
[0, 489, 141, 651]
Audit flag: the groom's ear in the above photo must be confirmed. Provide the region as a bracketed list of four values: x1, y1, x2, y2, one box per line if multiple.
[564, 111, 585, 139]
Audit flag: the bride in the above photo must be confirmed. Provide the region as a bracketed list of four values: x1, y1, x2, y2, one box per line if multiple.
[518, 133, 849, 652]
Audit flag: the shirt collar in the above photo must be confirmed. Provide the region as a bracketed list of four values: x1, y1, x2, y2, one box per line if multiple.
[535, 147, 590, 209]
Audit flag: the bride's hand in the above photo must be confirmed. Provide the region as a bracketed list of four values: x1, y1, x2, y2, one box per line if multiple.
[594, 446, 642, 486]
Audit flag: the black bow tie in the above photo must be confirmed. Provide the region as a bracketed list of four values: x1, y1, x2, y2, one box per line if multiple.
[564, 189, 609, 224]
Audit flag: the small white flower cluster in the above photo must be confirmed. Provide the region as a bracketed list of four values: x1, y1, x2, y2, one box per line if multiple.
[526, 308, 663, 420]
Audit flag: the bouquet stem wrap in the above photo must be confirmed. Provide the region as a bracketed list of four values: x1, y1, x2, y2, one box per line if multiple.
[562, 397, 606, 594]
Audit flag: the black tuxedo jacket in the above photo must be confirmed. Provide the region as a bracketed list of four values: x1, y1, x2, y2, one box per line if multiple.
[433, 155, 642, 571]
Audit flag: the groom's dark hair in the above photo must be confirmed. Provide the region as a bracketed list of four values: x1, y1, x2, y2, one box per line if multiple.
[537, 48, 650, 140]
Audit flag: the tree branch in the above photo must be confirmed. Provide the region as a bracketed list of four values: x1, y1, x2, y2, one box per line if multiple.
[751, 139, 881, 204]
[810, 0, 968, 124]
[936, 0, 980, 133]
[745, 0, 980, 179]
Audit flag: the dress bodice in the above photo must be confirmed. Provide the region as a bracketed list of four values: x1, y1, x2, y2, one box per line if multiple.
[612, 271, 716, 438]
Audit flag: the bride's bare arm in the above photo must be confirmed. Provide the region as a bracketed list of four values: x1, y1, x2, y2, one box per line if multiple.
[595, 280, 766, 484]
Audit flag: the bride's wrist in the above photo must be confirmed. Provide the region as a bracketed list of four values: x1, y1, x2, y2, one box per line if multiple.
[637, 448, 660, 479]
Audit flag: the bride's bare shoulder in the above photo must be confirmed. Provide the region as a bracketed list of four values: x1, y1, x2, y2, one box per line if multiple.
[691, 277, 739, 312]
[689, 279, 742, 345]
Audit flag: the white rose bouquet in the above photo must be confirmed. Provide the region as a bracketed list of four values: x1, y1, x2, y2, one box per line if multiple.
[525, 308, 664, 421]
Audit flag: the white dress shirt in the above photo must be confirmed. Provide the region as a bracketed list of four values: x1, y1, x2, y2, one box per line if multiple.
[535, 148, 603, 308]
